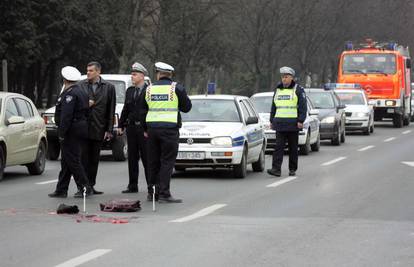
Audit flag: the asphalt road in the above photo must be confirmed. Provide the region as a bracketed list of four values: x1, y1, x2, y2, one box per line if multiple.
[1, 121, 414, 267]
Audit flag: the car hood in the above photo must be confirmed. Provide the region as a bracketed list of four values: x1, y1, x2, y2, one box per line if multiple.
[344, 105, 369, 113]
[316, 109, 337, 120]
[43, 104, 124, 115]
[180, 122, 244, 138]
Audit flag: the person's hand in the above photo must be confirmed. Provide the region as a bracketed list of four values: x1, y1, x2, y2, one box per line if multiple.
[143, 132, 149, 138]
[117, 128, 124, 136]
[89, 100, 95, 107]
[104, 131, 113, 141]
[297, 122, 304, 129]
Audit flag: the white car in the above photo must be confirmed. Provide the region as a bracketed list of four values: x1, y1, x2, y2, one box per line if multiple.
[0, 92, 47, 180]
[42, 74, 148, 161]
[176, 95, 266, 178]
[335, 89, 375, 135]
[250, 92, 320, 155]
[411, 83, 414, 121]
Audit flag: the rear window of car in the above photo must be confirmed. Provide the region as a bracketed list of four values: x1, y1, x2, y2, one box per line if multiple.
[307, 92, 335, 109]
[182, 99, 241, 122]
[250, 96, 273, 113]
[336, 92, 366, 105]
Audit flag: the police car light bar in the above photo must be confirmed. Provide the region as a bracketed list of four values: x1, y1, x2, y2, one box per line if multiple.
[324, 83, 362, 90]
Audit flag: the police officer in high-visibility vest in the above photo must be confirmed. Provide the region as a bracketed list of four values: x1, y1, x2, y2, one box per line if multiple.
[267, 67, 307, 177]
[140, 62, 192, 203]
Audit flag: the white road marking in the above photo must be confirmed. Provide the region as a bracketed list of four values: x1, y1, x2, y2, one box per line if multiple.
[358, 145, 375, 152]
[55, 249, 112, 267]
[170, 204, 227, 223]
[321, 157, 347, 166]
[402, 130, 412, 135]
[402, 161, 414, 167]
[266, 176, 297, 188]
[384, 137, 396, 142]
[36, 179, 58, 185]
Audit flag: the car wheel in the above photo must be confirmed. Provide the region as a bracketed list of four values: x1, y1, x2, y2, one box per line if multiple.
[363, 126, 370, 135]
[47, 141, 60, 160]
[393, 113, 403, 128]
[233, 148, 247, 178]
[299, 132, 311, 155]
[311, 133, 320, 152]
[403, 114, 410, 126]
[370, 121, 374, 133]
[331, 128, 340, 146]
[0, 146, 5, 181]
[27, 141, 46, 175]
[252, 146, 265, 172]
[112, 135, 127, 161]
[340, 127, 346, 143]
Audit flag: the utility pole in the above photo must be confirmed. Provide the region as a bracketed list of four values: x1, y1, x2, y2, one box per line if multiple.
[2, 60, 7, 92]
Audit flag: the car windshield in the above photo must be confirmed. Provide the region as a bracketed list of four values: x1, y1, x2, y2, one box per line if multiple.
[182, 99, 241, 122]
[336, 92, 366, 105]
[250, 96, 273, 113]
[307, 92, 335, 109]
[108, 80, 127, 104]
[342, 53, 396, 75]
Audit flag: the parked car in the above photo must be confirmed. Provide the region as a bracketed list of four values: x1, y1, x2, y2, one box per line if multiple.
[305, 88, 346, 145]
[0, 92, 47, 180]
[42, 74, 144, 161]
[250, 92, 321, 155]
[176, 95, 266, 178]
[335, 89, 375, 135]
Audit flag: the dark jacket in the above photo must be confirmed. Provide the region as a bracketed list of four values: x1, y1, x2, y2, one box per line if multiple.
[79, 77, 116, 140]
[55, 84, 89, 139]
[140, 77, 192, 131]
[119, 84, 147, 129]
[270, 81, 307, 132]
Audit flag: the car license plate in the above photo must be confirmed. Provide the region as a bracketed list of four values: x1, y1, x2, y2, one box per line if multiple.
[266, 133, 275, 139]
[387, 108, 394, 113]
[177, 152, 205, 160]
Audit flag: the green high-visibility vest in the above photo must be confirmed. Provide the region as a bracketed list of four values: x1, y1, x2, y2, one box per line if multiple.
[274, 85, 298, 119]
[145, 82, 179, 123]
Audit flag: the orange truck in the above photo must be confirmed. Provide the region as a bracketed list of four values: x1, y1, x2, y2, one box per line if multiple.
[337, 39, 412, 127]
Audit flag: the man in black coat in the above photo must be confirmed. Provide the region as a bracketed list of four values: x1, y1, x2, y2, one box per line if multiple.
[78, 61, 116, 195]
[118, 62, 150, 194]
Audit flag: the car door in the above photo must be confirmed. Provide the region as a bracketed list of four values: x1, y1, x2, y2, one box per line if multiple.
[240, 99, 262, 161]
[3, 97, 26, 165]
[15, 98, 39, 161]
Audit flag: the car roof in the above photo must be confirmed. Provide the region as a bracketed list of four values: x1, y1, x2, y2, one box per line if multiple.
[334, 89, 365, 94]
[251, 92, 273, 97]
[0, 92, 31, 98]
[190, 94, 248, 100]
[304, 88, 330, 92]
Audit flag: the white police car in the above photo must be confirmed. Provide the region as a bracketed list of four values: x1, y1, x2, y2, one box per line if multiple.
[250, 92, 320, 155]
[176, 95, 266, 178]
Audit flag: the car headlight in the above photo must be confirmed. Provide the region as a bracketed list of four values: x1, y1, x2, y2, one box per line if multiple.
[321, 116, 335, 124]
[43, 114, 55, 125]
[210, 137, 233, 147]
[355, 112, 369, 118]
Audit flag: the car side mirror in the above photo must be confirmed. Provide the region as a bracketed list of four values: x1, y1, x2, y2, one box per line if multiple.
[6, 116, 25, 126]
[337, 104, 346, 110]
[309, 109, 319, 116]
[246, 116, 259, 125]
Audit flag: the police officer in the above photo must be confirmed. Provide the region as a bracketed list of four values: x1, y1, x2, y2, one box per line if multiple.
[140, 62, 192, 203]
[48, 66, 92, 198]
[118, 62, 150, 194]
[267, 66, 307, 177]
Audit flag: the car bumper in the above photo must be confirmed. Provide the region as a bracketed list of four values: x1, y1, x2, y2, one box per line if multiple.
[264, 129, 307, 150]
[319, 123, 337, 139]
[345, 117, 369, 130]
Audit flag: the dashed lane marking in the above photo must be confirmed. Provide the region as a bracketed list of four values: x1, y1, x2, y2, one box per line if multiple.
[384, 137, 396, 142]
[55, 249, 112, 267]
[170, 204, 227, 223]
[266, 176, 297, 188]
[402, 161, 414, 167]
[402, 130, 412, 135]
[36, 179, 58, 185]
[358, 145, 375, 152]
[321, 157, 347, 166]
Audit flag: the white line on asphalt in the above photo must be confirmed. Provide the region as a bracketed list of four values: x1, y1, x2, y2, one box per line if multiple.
[321, 157, 347, 166]
[402, 130, 412, 135]
[170, 204, 227, 223]
[35, 179, 58, 185]
[55, 249, 112, 267]
[266, 176, 297, 188]
[402, 161, 414, 167]
[384, 137, 396, 142]
[358, 145, 375, 152]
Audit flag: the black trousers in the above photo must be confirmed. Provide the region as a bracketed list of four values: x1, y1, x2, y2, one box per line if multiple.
[81, 139, 103, 187]
[55, 134, 89, 193]
[126, 125, 149, 191]
[272, 131, 299, 171]
[147, 127, 179, 197]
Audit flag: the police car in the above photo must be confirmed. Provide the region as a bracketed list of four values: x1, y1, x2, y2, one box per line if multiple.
[176, 95, 266, 178]
[333, 85, 375, 135]
[42, 74, 150, 161]
[250, 92, 321, 155]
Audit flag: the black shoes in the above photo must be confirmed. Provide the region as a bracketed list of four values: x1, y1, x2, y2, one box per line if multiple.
[91, 187, 104, 195]
[74, 187, 93, 198]
[147, 194, 159, 202]
[48, 192, 67, 198]
[158, 195, 183, 203]
[289, 170, 296, 176]
[267, 169, 281, 177]
[122, 188, 138, 194]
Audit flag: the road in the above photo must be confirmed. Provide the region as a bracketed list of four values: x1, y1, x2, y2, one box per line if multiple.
[1, 122, 414, 267]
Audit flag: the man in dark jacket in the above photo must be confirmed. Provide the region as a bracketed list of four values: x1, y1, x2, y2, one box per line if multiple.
[140, 62, 192, 203]
[118, 62, 150, 194]
[267, 66, 307, 177]
[78, 61, 116, 195]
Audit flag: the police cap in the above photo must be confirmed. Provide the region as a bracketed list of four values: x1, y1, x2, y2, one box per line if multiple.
[131, 62, 148, 75]
[155, 62, 174, 73]
[61, 66, 81, 82]
[280, 66, 295, 77]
